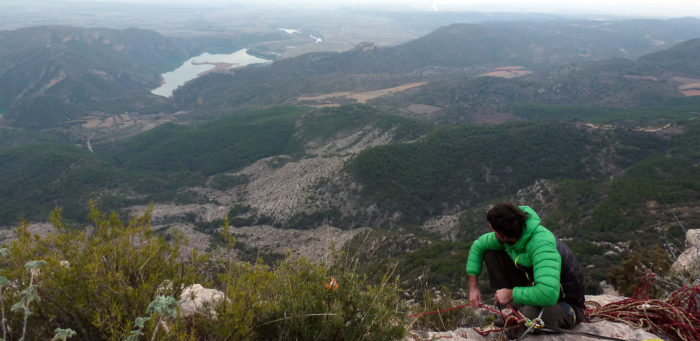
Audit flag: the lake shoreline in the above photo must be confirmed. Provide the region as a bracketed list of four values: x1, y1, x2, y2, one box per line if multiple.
[151, 49, 271, 97]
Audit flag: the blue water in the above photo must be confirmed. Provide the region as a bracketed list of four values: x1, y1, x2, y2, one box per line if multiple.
[151, 49, 271, 97]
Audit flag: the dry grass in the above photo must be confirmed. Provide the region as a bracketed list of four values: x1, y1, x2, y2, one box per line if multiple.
[297, 82, 427, 106]
[682, 89, 700, 96]
[624, 75, 659, 81]
[478, 66, 532, 78]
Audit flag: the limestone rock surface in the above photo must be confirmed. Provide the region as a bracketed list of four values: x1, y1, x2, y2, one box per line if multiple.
[672, 229, 700, 273]
[179, 284, 225, 317]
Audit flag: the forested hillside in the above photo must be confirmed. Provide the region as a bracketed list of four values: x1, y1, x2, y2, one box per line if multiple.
[172, 18, 700, 112]
[0, 26, 287, 128]
[1, 18, 700, 308]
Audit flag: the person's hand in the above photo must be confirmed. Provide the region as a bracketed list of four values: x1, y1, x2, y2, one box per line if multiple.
[469, 287, 482, 308]
[495, 289, 513, 305]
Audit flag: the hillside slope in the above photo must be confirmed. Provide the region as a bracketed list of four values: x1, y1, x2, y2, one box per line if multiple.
[173, 19, 700, 112]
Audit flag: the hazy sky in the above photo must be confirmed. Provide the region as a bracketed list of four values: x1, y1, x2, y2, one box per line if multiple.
[66, 0, 700, 18]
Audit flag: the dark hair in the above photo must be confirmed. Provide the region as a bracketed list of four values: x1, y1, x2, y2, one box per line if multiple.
[487, 203, 527, 239]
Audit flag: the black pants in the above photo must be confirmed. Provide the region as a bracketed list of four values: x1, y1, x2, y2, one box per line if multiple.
[483, 250, 582, 329]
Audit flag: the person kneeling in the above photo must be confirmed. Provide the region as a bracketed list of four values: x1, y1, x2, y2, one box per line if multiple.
[466, 203, 585, 338]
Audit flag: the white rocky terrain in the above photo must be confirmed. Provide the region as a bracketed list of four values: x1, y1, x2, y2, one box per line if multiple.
[101, 118, 405, 263]
[229, 224, 370, 261]
[404, 319, 661, 341]
[236, 155, 348, 222]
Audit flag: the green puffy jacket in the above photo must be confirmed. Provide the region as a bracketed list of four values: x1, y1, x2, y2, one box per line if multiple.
[466, 206, 561, 307]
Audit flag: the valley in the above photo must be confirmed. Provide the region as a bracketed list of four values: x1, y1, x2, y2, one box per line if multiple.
[0, 6, 699, 339]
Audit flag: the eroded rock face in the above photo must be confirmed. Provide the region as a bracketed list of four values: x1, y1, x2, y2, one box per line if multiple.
[129, 203, 229, 225]
[420, 213, 460, 241]
[230, 225, 370, 262]
[238, 156, 348, 223]
[672, 229, 700, 273]
[302, 127, 394, 156]
[179, 284, 225, 318]
[515, 179, 557, 212]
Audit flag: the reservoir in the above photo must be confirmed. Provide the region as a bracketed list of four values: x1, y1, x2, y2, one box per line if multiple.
[151, 49, 271, 97]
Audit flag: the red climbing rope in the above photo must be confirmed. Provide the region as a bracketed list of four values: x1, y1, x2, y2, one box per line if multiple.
[471, 303, 525, 337]
[410, 270, 699, 341]
[472, 270, 700, 341]
[588, 270, 700, 341]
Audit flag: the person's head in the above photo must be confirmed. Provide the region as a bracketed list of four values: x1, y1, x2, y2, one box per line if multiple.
[486, 203, 527, 245]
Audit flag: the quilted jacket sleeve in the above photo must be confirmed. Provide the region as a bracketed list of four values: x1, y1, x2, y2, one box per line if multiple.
[466, 232, 505, 276]
[512, 230, 561, 306]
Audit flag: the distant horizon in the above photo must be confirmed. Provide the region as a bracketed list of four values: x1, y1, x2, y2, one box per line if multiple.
[8, 0, 700, 19]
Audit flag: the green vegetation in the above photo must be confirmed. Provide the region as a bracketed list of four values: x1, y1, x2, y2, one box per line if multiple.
[174, 19, 700, 113]
[0, 142, 205, 225]
[408, 286, 483, 332]
[608, 242, 673, 297]
[0, 205, 406, 340]
[0, 26, 192, 128]
[210, 174, 249, 191]
[346, 120, 666, 225]
[0, 204, 198, 340]
[640, 38, 700, 77]
[505, 101, 700, 122]
[342, 118, 698, 295]
[0, 104, 433, 225]
[296, 105, 430, 145]
[3, 20, 700, 314]
[0, 128, 69, 151]
[343, 230, 468, 293]
[110, 106, 306, 175]
[0, 144, 121, 224]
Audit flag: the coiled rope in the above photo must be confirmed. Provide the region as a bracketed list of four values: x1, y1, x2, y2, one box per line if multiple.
[471, 270, 699, 341]
[587, 270, 700, 341]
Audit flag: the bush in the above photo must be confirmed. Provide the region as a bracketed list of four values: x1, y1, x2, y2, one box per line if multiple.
[191, 244, 407, 340]
[0, 205, 406, 340]
[608, 242, 672, 297]
[0, 202, 203, 340]
[408, 286, 481, 332]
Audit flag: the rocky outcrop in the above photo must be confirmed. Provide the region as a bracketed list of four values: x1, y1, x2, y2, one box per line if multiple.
[515, 179, 557, 213]
[238, 156, 348, 223]
[230, 225, 370, 263]
[405, 294, 662, 341]
[179, 284, 225, 318]
[420, 213, 460, 241]
[302, 126, 394, 156]
[405, 321, 661, 340]
[128, 203, 229, 225]
[671, 229, 700, 273]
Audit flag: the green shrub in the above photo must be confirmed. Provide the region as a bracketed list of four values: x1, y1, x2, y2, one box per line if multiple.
[0, 205, 406, 340]
[408, 286, 481, 332]
[192, 253, 407, 340]
[607, 242, 672, 298]
[0, 203, 204, 340]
